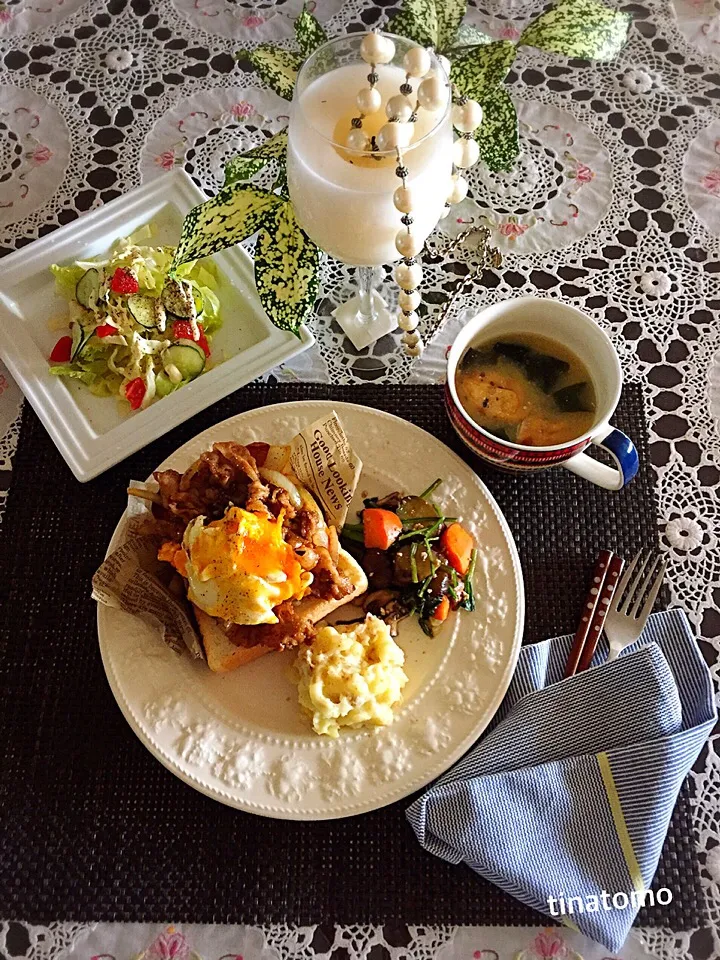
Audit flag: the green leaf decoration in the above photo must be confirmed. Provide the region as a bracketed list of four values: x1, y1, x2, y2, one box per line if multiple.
[245, 129, 289, 163]
[172, 185, 282, 270]
[254, 202, 320, 336]
[295, 4, 328, 58]
[454, 23, 494, 48]
[236, 45, 303, 100]
[474, 86, 519, 172]
[389, 0, 467, 53]
[223, 131, 289, 188]
[450, 40, 516, 101]
[223, 157, 267, 188]
[519, 0, 631, 61]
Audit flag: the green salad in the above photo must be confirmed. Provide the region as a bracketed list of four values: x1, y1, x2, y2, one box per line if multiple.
[48, 224, 222, 411]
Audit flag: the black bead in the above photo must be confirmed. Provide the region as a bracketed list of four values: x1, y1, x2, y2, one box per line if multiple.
[461, 131, 473, 140]
[403, 256, 416, 266]
[401, 308, 415, 317]
[400, 82, 413, 96]
[351, 117, 363, 128]
[367, 71, 379, 84]
[400, 214, 414, 226]
[395, 165, 409, 179]
[455, 95, 468, 106]
[409, 112, 418, 123]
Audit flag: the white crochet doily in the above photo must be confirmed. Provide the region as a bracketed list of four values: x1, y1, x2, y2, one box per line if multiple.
[0, 0, 719, 958]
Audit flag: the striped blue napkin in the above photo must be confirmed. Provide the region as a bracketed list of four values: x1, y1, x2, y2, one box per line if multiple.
[406, 609, 715, 953]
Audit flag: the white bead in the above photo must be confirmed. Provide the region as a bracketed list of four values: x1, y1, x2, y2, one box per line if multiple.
[398, 310, 419, 332]
[452, 99, 483, 133]
[403, 46, 431, 78]
[402, 331, 420, 347]
[356, 86, 381, 114]
[394, 262, 422, 290]
[395, 229, 422, 257]
[447, 174, 468, 205]
[406, 339, 425, 358]
[398, 289, 421, 312]
[379, 36, 396, 64]
[393, 185, 414, 213]
[417, 75, 447, 113]
[360, 32, 384, 64]
[453, 136, 480, 168]
[386, 94, 414, 122]
[377, 121, 412, 151]
[438, 55, 451, 78]
[346, 128, 369, 152]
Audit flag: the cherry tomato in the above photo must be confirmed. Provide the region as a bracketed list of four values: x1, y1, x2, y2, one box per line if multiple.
[110, 267, 139, 295]
[124, 377, 146, 410]
[172, 320, 210, 357]
[95, 323, 116, 338]
[49, 336, 73, 363]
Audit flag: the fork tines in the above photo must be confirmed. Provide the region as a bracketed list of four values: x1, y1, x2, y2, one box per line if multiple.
[613, 550, 667, 621]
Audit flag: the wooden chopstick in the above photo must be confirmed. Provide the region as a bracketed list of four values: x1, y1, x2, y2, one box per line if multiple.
[564, 550, 625, 678]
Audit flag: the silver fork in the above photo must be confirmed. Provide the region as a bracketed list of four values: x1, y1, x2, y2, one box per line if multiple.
[604, 550, 667, 661]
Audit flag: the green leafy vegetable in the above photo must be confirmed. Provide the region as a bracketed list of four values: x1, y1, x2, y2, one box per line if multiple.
[254, 201, 320, 336]
[295, 4, 328, 57]
[172, 184, 282, 270]
[520, 0, 631, 61]
[450, 40, 516, 101]
[389, 0, 467, 52]
[236, 45, 303, 100]
[474, 86, 519, 173]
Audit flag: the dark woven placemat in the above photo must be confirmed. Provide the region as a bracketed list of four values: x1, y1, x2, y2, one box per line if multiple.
[0, 383, 704, 930]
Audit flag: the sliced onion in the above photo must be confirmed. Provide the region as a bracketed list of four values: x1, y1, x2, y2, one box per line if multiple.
[264, 444, 291, 472]
[259, 467, 302, 508]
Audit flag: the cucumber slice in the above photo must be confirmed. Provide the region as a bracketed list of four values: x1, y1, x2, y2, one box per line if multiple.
[70, 320, 94, 361]
[163, 339, 205, 380]
[76, 268, 101, 310]
[155, 372, 176, 398]
[161, 279, 203, 318]
[127, 294, 158, 329]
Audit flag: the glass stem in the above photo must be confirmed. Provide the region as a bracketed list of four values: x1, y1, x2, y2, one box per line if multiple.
[356, 265, 378, 325]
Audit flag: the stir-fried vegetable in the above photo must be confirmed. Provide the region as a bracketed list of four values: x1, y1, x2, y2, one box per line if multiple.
[47, 223, 222, 411]
[341, 479, 477, 637]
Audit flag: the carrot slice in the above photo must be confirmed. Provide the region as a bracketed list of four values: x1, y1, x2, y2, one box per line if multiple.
[441, 522, 475, 575]
[432, 596, 451, 621]
[363, 508, 403, 550]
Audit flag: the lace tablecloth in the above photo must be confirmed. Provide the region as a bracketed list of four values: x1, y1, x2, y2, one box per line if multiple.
[1, 1, 719, 959]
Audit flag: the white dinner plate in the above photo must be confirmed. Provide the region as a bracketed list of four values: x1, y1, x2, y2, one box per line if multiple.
[0, 170, 313, 481]
[98, 401, 525, 819]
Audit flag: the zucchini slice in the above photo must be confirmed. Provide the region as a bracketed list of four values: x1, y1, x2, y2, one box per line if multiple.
[127, 294, 158, 329]
[163, 339, 205, 380]
[76, 268, 101, 310]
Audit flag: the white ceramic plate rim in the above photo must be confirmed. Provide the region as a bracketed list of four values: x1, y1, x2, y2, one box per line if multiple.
[97, 401, 525, 819]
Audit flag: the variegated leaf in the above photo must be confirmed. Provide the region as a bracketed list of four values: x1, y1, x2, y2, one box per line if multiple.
[295, 5, 328, 57]
[455, 23, 494, 47]
[519, 0, 631, 61]
[254, 201, 320, 336]
[236, 46, 303, 100]
[389, 0, 467, 52]
[223, 157, 267, 188]
[450, 40, 516, 101]
[172, 185, 282, 269]
[245, 129, 289, 163]
[474, 86, 519, 173]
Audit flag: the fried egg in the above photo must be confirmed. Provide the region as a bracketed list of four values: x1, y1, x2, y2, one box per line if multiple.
[182, 506, 312, 625]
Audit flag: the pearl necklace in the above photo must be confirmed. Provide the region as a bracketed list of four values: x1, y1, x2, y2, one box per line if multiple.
[349, 31, 484, 358]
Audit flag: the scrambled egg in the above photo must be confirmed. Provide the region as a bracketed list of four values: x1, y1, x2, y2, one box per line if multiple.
[181, 506, 313, 625]
[296, 615, 409, 738]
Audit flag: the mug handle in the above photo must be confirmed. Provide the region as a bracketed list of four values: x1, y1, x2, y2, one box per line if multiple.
[562, 425, 639, 491]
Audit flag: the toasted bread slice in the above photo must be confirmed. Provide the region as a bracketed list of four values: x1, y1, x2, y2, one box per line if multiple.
[194, 548, 368, 673]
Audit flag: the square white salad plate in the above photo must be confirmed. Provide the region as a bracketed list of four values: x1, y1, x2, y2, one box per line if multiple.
[0, 170, 314, 482]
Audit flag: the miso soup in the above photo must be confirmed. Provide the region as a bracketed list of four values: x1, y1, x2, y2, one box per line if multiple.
[455, 332, 597, 447]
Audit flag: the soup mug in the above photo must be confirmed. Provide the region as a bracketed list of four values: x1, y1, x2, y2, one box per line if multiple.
[445, 296, 639, 491]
